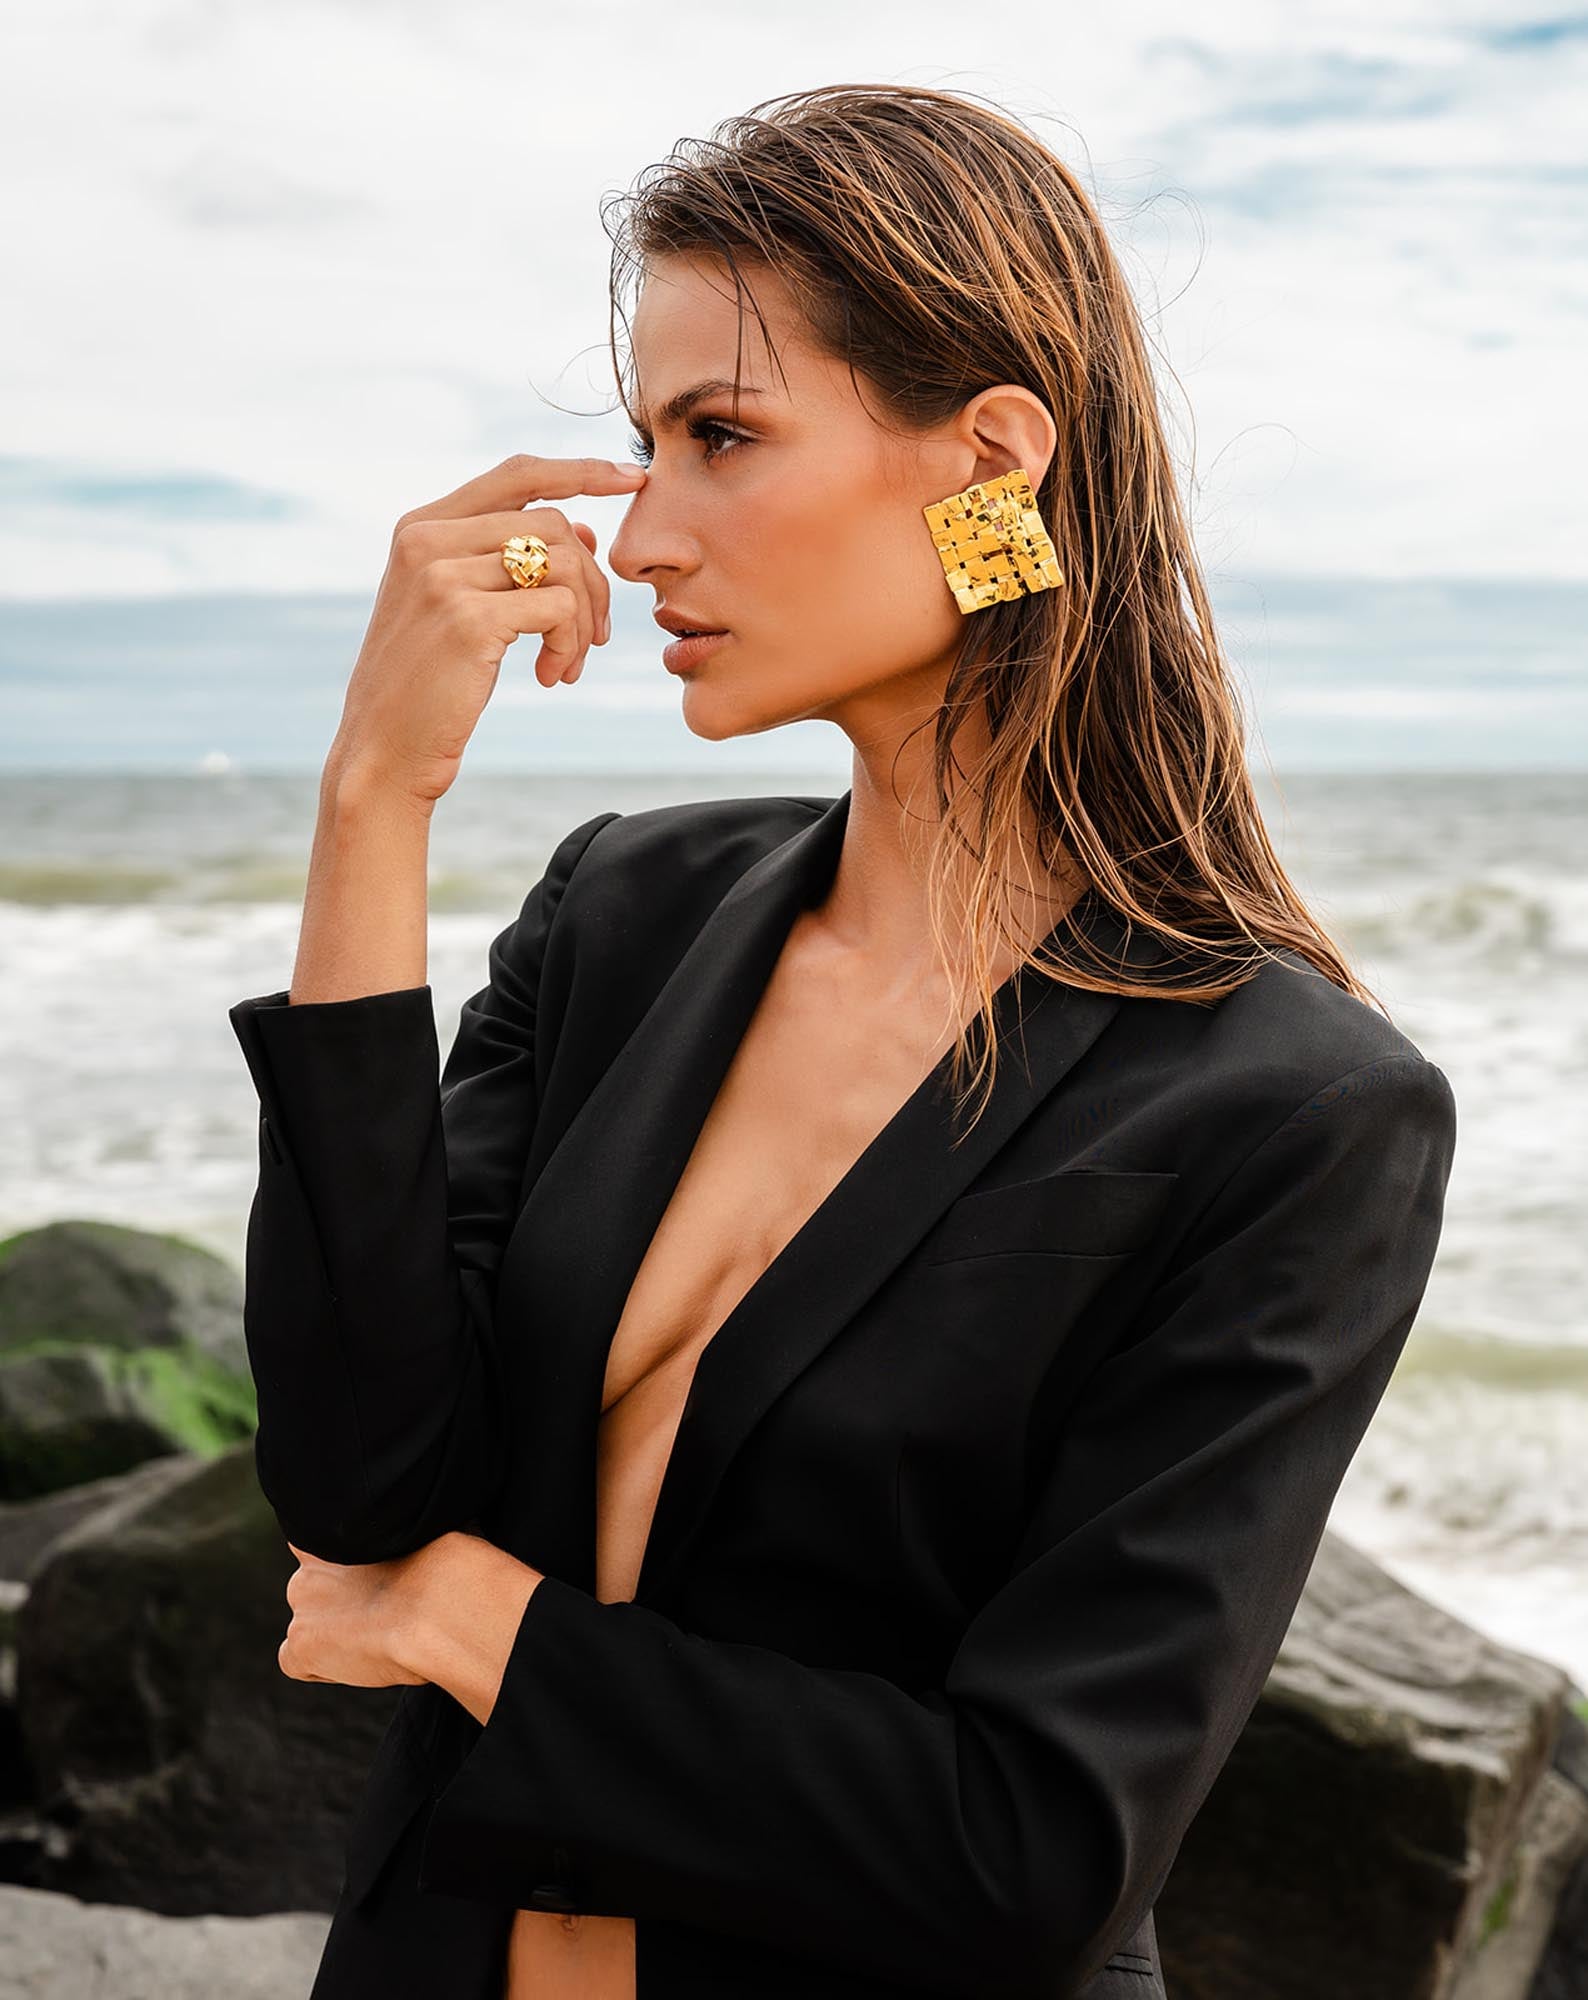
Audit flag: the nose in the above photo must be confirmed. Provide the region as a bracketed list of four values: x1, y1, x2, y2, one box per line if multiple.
[604, 475, 698, 589]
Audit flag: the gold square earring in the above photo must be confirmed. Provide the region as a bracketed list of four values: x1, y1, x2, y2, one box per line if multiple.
[923, 466, 1065, 615]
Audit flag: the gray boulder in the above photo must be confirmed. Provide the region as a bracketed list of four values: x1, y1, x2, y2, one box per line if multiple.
[14, 1440, 401, 1914]
[0, 1457, 202, 1588]
[1156, 1530, 1588, 2000]
[0, 1461, 212, 1835]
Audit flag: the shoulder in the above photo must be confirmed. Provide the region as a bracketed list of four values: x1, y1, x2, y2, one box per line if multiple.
[525, 792, 833, 972]
[570, 790, 831, 883]
[1158, 941, 1456, 1150]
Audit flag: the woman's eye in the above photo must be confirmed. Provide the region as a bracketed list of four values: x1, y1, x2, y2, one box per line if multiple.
[625, 420, 746, 469]
[691, 418, 745, 463]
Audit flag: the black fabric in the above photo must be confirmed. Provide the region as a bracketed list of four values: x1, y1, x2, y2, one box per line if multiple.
[228, 789, 1456, 1997]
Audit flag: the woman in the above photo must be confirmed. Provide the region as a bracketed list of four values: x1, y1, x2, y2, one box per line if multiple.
[227, 84, 1457, 1999]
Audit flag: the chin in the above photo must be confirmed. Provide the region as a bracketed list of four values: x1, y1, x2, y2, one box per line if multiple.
[679, 688, 791, 743]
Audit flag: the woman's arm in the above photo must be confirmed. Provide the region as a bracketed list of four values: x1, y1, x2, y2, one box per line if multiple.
[390, 1532, 546, 1723]
[403, 1053, 1457, 1997]
[287, 751, 434, 1005]
[228, 803, 621, 1566]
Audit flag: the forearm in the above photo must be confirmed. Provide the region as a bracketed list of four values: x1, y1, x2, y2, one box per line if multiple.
[226, 805, 618, 1561]
[230, 971, 497, 1562]
[401, 1532, 546, 1727]
[290, 748, 434, 1004]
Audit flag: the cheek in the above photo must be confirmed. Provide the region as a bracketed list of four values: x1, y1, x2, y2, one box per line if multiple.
[737, 479, 954, 660]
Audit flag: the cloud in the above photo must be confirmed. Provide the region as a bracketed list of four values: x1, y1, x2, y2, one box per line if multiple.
[0, 456, 301, 522]
[0, 0, 1582, 597]
[1475, 13, 1588, 52]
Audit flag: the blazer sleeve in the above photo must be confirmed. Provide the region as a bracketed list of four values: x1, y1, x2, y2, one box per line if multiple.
[225, 807, 620, 1565]
[414, 1050, 1458, 1996]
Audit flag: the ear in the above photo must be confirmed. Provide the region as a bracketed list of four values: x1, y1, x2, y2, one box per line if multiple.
[957, 383, 1058, 492]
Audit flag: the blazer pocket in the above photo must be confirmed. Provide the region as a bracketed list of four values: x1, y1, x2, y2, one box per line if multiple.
[924, 1167, 1179, 1266]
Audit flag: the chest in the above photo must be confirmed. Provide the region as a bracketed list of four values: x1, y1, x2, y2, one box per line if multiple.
[589, 943, 957, 1601]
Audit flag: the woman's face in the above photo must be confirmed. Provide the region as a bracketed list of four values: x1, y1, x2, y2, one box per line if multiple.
[606, 253, 1045, 749]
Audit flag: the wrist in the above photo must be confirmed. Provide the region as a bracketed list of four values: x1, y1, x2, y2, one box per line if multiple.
[321, 744, 437, 825]
[392, 1530, 478, 1682]
[396, 1533, 546, 1725]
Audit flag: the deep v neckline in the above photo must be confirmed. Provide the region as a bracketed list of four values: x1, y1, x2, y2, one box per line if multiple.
[499, 790, 1151, 1609]
[604, 851, 1096, 1486]
[608, 920, 970, 1391]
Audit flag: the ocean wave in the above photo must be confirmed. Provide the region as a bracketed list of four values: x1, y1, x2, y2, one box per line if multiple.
[0, 862, 184, 905]
[1337, 872, 1588, 966]
[0, 861, 520, 911]
[1348, 1372, 1588, 1564]
[1399, 1322, 1588, 1392]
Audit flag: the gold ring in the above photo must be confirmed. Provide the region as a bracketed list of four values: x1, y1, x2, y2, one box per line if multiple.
[501, 534, 551, 589]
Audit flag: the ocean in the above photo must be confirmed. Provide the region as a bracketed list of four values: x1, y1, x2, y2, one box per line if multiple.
[0, 763, 1583, 1691]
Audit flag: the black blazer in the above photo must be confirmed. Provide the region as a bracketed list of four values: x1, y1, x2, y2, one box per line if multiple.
[227, 788, 1457, 2000]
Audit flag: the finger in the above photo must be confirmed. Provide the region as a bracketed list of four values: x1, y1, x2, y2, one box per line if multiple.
[389, 507, 588, 581]
[425, 508, 612, 638]
[568, 523, 615, 655]
[446, 534, 606, 683]
[401, 453, 645, 527]
[503, 514, 602, 680]
[466, 579, 588, 686]
[432, 554, 591, 685]
[542, 522, 607, 678]
[393, 508, 613, 667]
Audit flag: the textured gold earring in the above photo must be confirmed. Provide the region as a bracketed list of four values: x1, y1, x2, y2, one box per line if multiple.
[923, 467, 1064, 615]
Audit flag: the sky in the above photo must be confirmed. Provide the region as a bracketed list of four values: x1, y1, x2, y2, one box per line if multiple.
[1, 0, 1584, 770]
[4, 0, 1583, 596]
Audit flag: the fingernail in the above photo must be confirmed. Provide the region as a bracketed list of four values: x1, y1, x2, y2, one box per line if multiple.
[601, 610, 612, 643]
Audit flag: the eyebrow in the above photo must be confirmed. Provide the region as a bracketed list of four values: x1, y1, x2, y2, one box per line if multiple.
[631, 378, 769, 435]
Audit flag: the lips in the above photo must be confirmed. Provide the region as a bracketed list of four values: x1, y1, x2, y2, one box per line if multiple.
[661, 629, 731, 673]
[653, 610, 727, 639]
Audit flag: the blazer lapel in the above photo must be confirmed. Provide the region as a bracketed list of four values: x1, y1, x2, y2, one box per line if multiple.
[495, 788, 1165, 1611]
[496, 793, 850, 1593]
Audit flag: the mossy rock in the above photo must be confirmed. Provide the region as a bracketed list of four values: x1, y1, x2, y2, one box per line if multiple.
[0, 1224, 255, 1502]
[0, 1220, 247, 1370]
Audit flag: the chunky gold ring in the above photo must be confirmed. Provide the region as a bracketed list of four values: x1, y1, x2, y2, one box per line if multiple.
[501, 534, 551, 589]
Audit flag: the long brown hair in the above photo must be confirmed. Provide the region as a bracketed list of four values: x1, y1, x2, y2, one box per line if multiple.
[598, 82, 1378, 1127]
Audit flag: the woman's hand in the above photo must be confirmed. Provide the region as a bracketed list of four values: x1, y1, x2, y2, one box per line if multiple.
[279, 1532, 544, 1726]
[279, 1537, 436, 1688]
[330, 452, 648, 810]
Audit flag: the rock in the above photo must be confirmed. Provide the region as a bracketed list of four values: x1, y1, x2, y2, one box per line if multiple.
[0, 1456, 201, 1587]
[0, 1578, 24, 1818]
[14, 1441, 401, 1914]
[0, 1462, 206, 1833]
[1523, 1700, 1588, 1999]
[0, 1881, 329, 1998]
[0, 1221, 248, 1370]
[1155, 1530, 1586, 2000]
[0, 1221, 256, 1500]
